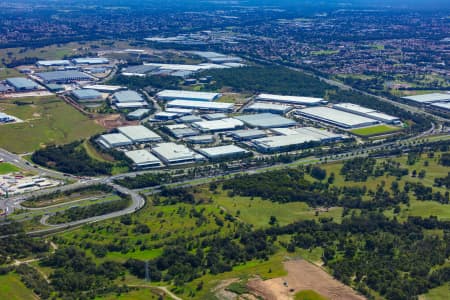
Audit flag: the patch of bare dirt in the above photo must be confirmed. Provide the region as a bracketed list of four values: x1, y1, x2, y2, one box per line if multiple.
[247, 260, 366, 300]
[94, 114, 138, 129]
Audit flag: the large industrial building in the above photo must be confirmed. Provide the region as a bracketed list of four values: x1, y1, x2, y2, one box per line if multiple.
[333, 103, 401, 124]
[71, 89, 103, 102]
[156, 90, 221, 102]
[36, 71, 93, 83]
[127, 109, 151, 120]
[112, 90, 148, 109]
[245, 102, 292, 115]
[117, 125, 162, 143]
[166, 100, 234, 112]
[197, 145, 250, 160]
[5, 77, 39, 91]
[164, 124, 199, 138]
[72, 58, 109, 65]
[250, 127, 343, 153]
[192, 118, 244, 132]
[36, 60, 71, 67]
[256, 93, 325, 106]
[230, 129, 267, 141]
[122, 65, 158, 76]
[185, 135, 215, 144]
[97, 133, 132, 149]
[235, 113, 297, 128]
[82, 85, 126, 92]
[125, 150, 161, 169]
[297, 107, 380, 129]
[152, 142, 204, 165]
[403, 93, 450, 104]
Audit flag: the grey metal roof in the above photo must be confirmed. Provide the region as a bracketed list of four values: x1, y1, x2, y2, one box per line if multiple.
[36, 71, 92, 82]
[117, 125, 161, 142]
[234, 113, 297, 128]
[198, 145, 249, 158]
[113, 90, 144, 103]
[72, 89, 102, 99]
[6, 77, 39, 90]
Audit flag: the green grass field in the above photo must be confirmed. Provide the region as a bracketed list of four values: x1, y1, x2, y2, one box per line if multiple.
[0, 273, 37, 300]
[295, 290, 328, 300]
[0, 67, 23, 80]
[420, 283, 450, 300]
[96, 288, 173, 300]
[0, 96, 102, 153]
[0, 162, 20, 174]
[350, 125, 402, 137]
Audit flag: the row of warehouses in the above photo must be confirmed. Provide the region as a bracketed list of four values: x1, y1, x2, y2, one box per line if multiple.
[403, 93, 450, 112]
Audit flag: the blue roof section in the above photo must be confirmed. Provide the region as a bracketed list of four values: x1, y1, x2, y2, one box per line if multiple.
[6, 77, 39, 90]
[36, 71, 92, 82]
[234, 113, 297, 128]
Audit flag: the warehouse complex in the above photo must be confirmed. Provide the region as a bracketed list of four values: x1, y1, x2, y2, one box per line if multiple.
[97, 133, 133, 149]
[156, 90, 221, 102]
[297, 106, 380, 129]
[403, 93, 450, 104]
[333, 103, 401, 124]
[112, 90, 148, 109]
[192, 118, 244, 132]
[245, 102, 292, 114]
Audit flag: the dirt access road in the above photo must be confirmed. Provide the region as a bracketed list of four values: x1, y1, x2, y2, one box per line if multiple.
[247, 260, 366, 300]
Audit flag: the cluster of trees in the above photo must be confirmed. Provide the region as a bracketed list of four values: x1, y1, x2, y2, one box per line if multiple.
[270, 213, 450, 299]
[340, 157, 376, 181]
[24, 184, 113, 206]
[0, 223, 49, 265]
[124, 228, 274, 285]
[41, 247, 127, 299]
[47, 197, 130, 224]
[109, 74, 180, 90]
[435, 173, 450, 189]
[440, 153, 450, 166]
[201, 66, 333, 96]
[15, 264, 51, 299]
[114, 172, 171, 189]
[32, 141, 113, 176]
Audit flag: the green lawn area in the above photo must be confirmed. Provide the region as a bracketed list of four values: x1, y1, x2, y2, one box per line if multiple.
[311, 50, 339, 56]
[0, 273, 37, 300]
[295, 290, 328, 300]
[350, 125, 402, 137]
[0, 96, 102, 153]
[420, 282, 450, 300]
[211, 189, 343, 228]
[0, 162, 20, 174]
[96, 288, 172, 300]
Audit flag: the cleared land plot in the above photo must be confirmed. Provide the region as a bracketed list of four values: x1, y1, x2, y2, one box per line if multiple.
[247, 260, 365, 300]
[0, 67, 23, 80]
[0, 273, 38, 300]
[0, 96, 102, 153]
[295, 290, 328, 300]
[0, 162, 20, 174]
[350, 125, 402, 137]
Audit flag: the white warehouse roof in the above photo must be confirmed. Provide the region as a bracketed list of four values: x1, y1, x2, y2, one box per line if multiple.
[333, 103, 375, 114]
[256, 93, 325, 105]
[297, 107, 379, 129]
[166, 100, 234, 111]
[403, 93, 450, 103]
[193, 118, 244, 132]
[125, 150, 161, 168]
[198, 145, 249, 159]
[157, 90, 221, 101]
[117, 125, 162, 143]
[152, 143, 204, 165]
[113, 90, 144, 103]
[98, 133, 132, 149]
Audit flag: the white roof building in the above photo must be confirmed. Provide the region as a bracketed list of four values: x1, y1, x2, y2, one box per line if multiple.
[125, 150, 161, 169]
[256, 93, 325, 106]
[117, 125, 162, 143]
[297, 107, 379, 129]
[198, 145, 250, 160]
[37, 60, 71, 67]
[333, 103, 400, 124]
[97, 133, 132, 149]
[192, 118, 244, 132]
[157, 90, 221, 102]
[166, 100, 234, 112]
[245, 102, 293, 114]
[152, 143, 204, 165]
[403, 93, 450, 104]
